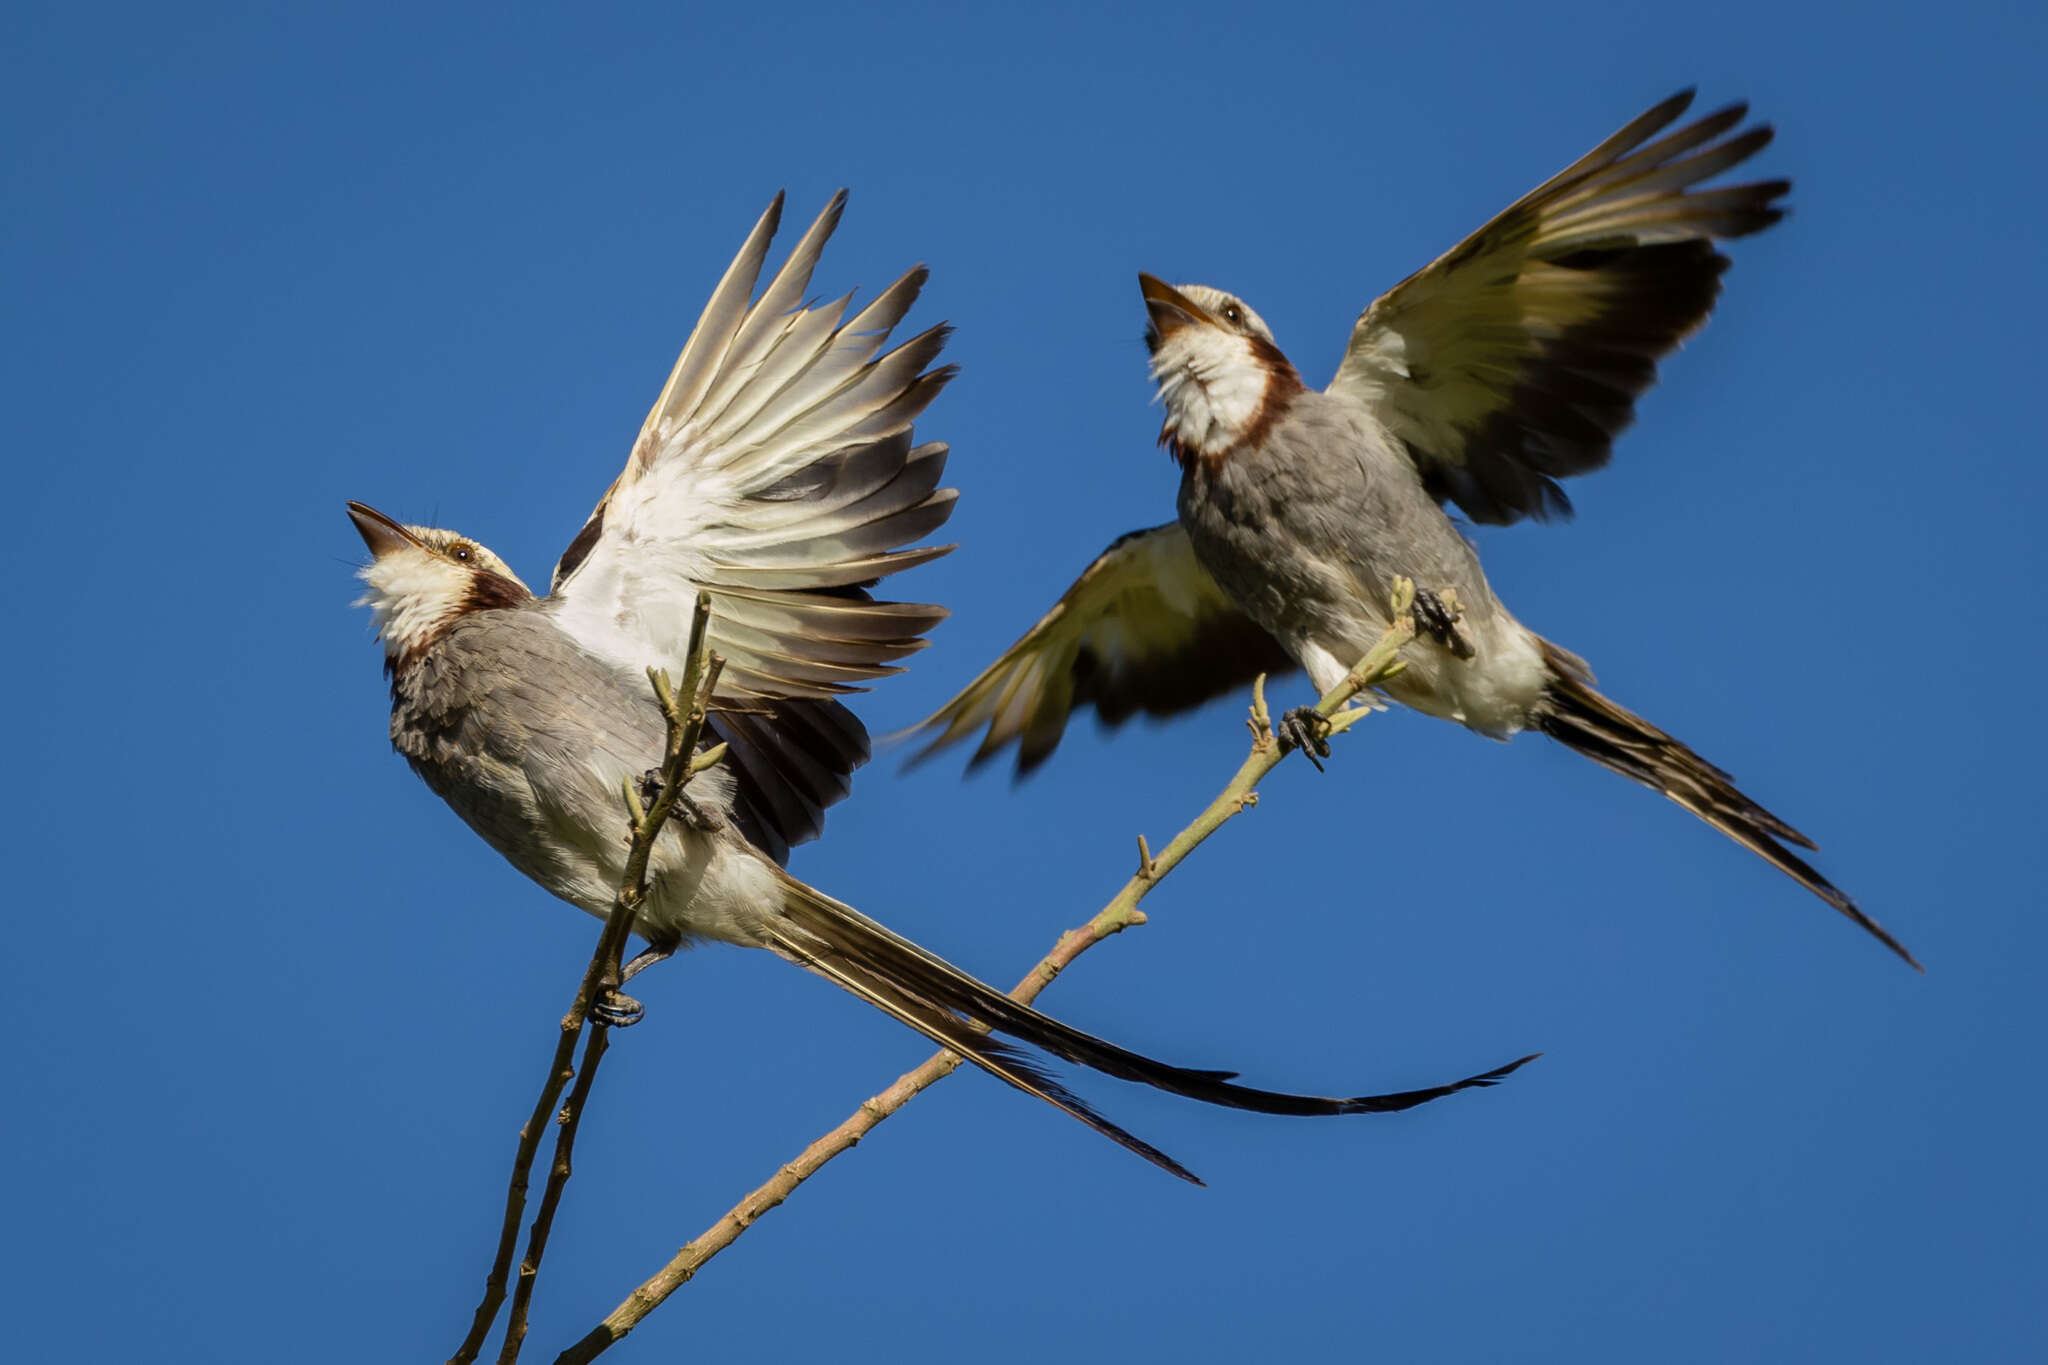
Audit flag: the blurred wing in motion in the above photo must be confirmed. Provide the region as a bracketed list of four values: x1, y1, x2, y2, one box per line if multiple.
[905, 523, 1294, 775]
[1326, 89, 1789, 525]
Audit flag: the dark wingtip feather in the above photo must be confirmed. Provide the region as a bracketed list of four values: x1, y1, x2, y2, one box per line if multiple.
[1690, 103, 1750, 142]
[1649, 87, 1698, 125]
[1720, 179, 1794, 238]
[760, 189, 787, 235]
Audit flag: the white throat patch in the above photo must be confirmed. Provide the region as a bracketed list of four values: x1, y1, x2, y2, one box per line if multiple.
[356, 549, 472, 659]
[1150, 327, 1270, 458]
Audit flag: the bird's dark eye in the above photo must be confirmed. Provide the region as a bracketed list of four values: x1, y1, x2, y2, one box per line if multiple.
[449, 542, 474, 563]
[1222, 303, 1244, 327]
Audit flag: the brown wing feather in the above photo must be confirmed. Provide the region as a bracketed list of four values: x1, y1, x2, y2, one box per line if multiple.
[1328, 90, 1790, 525]
[902, 523, 1294, 776]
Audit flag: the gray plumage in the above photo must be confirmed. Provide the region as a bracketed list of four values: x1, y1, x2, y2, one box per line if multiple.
[374, 591, 1530, 1184]
[392, 609, 734, 930]
[1179, 391, 1522, 733]
[350, 192, 1531, 1185]
[912, 92, 1916, 969]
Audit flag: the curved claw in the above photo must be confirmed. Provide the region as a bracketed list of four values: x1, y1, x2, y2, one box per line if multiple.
[637, 767, 722, 832]
[592, 989, 645, 1028]
[1413, 587, 1476, 660]
[1277, 705, 1332, 772]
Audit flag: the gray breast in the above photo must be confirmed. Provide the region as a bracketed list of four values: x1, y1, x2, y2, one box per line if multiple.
[388, 608, 674, 904]
[1178, 392, 1503, 645]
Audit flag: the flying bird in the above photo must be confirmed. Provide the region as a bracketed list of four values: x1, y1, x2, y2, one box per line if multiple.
[909, 91, 1917, 969]
[348, 192, 1531, 1184]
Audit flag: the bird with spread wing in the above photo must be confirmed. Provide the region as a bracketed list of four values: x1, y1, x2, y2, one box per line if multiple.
[347, 192, 1532, 1184]
[908, 91, 1917, 970]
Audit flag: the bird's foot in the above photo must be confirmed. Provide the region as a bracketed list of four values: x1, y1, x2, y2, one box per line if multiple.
[591, 939, 677, 1026]
[1412, 587, 1476, 660]
[1277, 705, 1332, 771]
[591, 988, 644, 1028]
[636, 768, 720, 831]
[676, 792, 721, 831]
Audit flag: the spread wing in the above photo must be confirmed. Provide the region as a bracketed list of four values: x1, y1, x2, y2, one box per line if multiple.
[1325, 89, 1790, 525]
[904, 523, 1295, 775]
[547, 191, 957, 700]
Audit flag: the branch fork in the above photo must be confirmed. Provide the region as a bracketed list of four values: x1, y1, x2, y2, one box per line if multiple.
[549, 579, 1435, 1362]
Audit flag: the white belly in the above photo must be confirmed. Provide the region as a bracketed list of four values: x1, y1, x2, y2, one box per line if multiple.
[1295, 612, 1549, 740]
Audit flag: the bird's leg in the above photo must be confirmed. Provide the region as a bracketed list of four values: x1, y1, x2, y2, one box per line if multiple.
[637, 767, 721, 831]
[1277, 705, 1332, 772]
[1411, 586, 1476, 660]
[618, 939, 676, 985]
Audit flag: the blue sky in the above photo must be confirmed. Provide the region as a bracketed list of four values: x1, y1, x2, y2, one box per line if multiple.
[6, 2, 2044, 1360]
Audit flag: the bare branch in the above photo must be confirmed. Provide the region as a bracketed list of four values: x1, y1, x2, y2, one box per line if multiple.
[450, 592, 721, 1365]
[552, 581, 1428, 1363]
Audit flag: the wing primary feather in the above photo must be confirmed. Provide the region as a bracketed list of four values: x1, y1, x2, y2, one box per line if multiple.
[635, 191, 786, 467]
[1514, 88, 1697, 207]
[1328, 92, 1791, 525]
[697, 291, 854, 445]
[697, 190, 849, 424]
[841, 264, 929, 340]
[1581, 102, 1749, 187]
[548, 196, 956, 809]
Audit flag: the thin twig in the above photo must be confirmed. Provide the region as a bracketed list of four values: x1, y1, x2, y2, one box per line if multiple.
[494, 1019, 610, 1365]
[552, 581, 1428, 1363]
[498, 635, 725, 1362]
[450, 593, 721, 1365]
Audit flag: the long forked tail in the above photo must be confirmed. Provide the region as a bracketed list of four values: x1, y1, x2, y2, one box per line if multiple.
[1532, 640, 1919, 969]
[764, 869, 1536, 1184]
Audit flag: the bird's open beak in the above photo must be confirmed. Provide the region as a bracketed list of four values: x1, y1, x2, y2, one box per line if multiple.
[346, 501, 423, 559]
[1139, 273, 1213, 340]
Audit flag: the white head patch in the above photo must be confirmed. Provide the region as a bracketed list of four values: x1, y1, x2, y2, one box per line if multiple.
[353, 527, 528, 661]
[1146, 283, 1291, 460]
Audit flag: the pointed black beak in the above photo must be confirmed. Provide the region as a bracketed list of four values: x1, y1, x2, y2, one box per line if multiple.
[346, 501, 422, 559]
